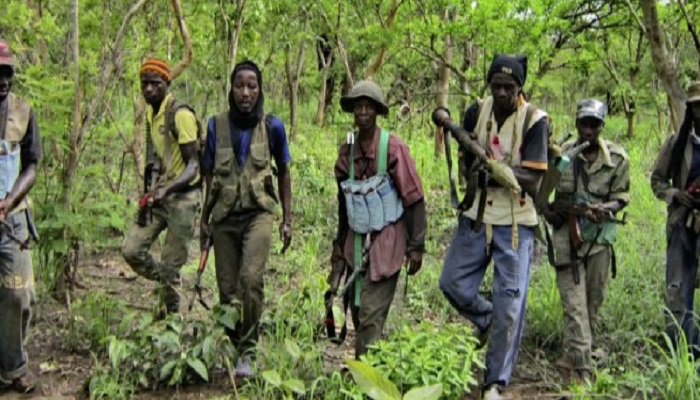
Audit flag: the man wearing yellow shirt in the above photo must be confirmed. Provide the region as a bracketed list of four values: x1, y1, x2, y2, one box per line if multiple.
[122, 58, 201, 316]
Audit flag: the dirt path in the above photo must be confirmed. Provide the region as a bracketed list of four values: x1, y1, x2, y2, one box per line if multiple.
[3, 253, 571, 400]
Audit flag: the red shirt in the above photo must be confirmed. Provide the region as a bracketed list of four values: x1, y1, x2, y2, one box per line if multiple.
[334, 128, 424, 280]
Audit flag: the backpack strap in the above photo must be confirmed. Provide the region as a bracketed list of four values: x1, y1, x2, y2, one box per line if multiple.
[378, 128, 390, 173]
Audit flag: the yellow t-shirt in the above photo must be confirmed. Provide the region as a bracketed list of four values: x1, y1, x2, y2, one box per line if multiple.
[147, 93, 200, 185]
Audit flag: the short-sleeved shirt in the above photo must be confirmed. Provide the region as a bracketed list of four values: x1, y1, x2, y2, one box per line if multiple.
[461, 101, 548, 171]
[147, 93, 199, 185]
[203, 115, 291, 171]
[335, 129, 424, 280]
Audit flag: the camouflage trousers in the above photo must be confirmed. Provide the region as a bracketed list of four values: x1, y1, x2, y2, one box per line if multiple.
[555, 247, 611, 372]
[122, 189, 200, 313]
[0, 212, 35, 382]
[212, 210, 273, 353]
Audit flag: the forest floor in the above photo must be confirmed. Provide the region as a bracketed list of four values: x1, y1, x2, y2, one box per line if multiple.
[0, 249, 579, 400]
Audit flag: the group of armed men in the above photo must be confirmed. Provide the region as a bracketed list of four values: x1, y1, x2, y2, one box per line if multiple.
[0, 39, 699, 398]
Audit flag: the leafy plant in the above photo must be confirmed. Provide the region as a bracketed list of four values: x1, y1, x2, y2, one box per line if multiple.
[346, 359, 443, 400]
[88, 304, 240, 394]
[361, 322, 484, 398]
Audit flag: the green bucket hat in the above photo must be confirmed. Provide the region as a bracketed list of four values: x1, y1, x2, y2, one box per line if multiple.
[340, 80, 389, 116]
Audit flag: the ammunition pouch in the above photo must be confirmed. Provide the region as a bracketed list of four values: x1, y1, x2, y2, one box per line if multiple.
[341, 173, 404, 234]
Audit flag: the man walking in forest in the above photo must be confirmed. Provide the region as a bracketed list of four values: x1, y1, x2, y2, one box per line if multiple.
[331, 80, 426, 359]
[651, 81, 700, 357]
[438, 54, 548, 400]
[200, 60, 293, 378]
[0, 40, 42, 394]
[122, 58, 201, 317]
[543, 99, 630, 384]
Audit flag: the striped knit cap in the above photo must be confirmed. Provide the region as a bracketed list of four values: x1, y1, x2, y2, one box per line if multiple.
[0, 40, 14, 67]
[139, 58, 170, 82]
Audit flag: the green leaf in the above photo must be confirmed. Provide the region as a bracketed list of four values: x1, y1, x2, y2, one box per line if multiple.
[282, 378, 306, 395]
[284, 338, 301, 362]
[345, 360, 401, 400]
[403, 383, 443, 400]
[187, 358, 209, 382]
[157, 331, 180, 348]
[160, 360, 178, 381]
[262, 369, 282, 388]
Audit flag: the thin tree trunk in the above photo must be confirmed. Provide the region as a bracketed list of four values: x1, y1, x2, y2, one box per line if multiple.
[639, 0, 685, 132]
[226, 0, 247, 97]
[434, 8, 453, 157]
[364, 0, 403, 79]
[285, 12, 309, 140]
[316, 40, 333, 126]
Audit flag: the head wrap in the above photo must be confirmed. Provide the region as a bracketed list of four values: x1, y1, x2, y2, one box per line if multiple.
[487, 54, 527, 87]
[228, 60, 265, 129]
[0, 40, 15, 69]
[140, 58, 170, 82]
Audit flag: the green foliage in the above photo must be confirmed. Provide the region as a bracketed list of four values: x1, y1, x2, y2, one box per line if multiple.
[362, 322, 484, 398]
[88, 304, 239, 394]
[346, 360, 443, 400]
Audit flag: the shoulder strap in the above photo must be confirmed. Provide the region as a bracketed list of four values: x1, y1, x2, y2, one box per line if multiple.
[522, 104, 537, 138]
[378, 128, 390, 173]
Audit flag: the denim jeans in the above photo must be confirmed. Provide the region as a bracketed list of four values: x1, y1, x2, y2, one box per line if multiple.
[439, 216, 533, 386]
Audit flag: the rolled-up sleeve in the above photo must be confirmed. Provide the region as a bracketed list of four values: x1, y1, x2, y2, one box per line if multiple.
[388, 136, 424, 207]
[609, 157, 631, 204]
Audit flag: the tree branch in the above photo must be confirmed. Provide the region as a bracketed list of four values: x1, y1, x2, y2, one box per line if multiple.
[169, 0, 193, 80]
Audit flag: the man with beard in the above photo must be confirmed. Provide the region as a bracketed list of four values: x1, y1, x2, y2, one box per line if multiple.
[200, 60, 292, 378]
[439, 54, 549, 400]
[122, 58, 201, 316]
[651, 81, 700, 358]
[544, 99, 630, 384]
[0, 40, 42, 394]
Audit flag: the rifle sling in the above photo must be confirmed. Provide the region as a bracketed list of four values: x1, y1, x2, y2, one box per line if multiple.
[444, 129, 460, 209]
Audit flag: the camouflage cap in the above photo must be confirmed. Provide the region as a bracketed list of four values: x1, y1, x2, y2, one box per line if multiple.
[0, 40, 14, 68]
[576, 99, 607, 121]
[340, 80, 389, 116]
[688, 81, 700, 103]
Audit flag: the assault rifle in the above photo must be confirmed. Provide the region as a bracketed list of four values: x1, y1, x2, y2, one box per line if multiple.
[188, 235, 212, 311]
[552, 200, 627, 284]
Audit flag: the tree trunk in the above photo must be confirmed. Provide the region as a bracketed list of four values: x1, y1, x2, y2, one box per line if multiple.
[434, 8, 453, 158]
[316, 41, 333, 127]
[284, 13, 309, 140]
[640, 0, 685, 133]
[226, 0, 247, 98]
[364, 0, 402, 79]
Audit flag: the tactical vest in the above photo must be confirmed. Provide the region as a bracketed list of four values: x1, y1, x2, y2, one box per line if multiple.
[463, 97, 544, 227]
[0, 93, 30, 213]
[209, 113, 277, 224]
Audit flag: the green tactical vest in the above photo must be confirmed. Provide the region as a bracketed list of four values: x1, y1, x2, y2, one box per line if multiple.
[209, 112, 277, 223]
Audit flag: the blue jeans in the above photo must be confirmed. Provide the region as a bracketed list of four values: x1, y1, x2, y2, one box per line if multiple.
[665, 221, 700, 354]
[439, 216, 533, 386]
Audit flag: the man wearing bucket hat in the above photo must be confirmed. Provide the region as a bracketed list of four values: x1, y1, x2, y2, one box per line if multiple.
[0, 40, 42, 394]
[651, 81, 700, 357]
[330, 80, 426, 358]
[544, 99, 630, 384]
[438, 54, 549, 400]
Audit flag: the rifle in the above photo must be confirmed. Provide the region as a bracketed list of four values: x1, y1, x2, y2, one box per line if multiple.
[535, 139, 590, 210]
[188, 235, 212, 311]
[324, 259, 346, 342]
[553, 200, 627, 284]
[431, 108, 521, 194]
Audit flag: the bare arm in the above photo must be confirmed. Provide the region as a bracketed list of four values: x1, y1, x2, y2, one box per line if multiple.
[278, 163, 292, 225]
[513, 167, 544, 199]
[156, 142, 199, 200]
